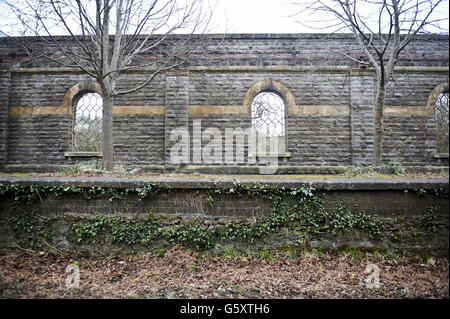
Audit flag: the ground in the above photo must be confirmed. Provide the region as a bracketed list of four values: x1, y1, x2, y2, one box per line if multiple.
[0, 246, 448, 299]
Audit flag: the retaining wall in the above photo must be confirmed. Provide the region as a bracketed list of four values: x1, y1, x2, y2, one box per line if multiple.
[0, 177, 448, 255]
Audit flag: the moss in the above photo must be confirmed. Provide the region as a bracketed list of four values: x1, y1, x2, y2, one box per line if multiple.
[0, 172, 35, 177]
[7, 210, 55, 249]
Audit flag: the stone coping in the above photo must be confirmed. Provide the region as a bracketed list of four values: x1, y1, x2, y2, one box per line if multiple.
[0, 176, 448, 191]
[1, 33, 448, 42]
[1, 164, 448, 174]
[2, 65, 448, 75]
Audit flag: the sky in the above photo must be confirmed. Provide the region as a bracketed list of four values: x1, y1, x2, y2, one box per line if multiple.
[211, 0, 304, 33]
[0, 0, 304, 35]
[211, 0, 449, 34]
[0, 0, 448, 35]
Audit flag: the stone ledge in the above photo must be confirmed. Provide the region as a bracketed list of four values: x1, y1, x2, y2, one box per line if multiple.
[64, 152, 102, 157]
[434, 153, 449, 159]
[1, 164, 448, 174]
[248, 152, 292, 159]
[2, 65, 448, 75]
[0, 176, 448, 191]
[1, 164, 69, 172]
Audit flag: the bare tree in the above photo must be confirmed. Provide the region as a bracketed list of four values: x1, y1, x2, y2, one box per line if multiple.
[290, 0, 448, 166]
[1, 0, 215, 171]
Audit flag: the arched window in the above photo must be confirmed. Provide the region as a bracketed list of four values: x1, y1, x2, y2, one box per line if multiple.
[427, 82, 449, 156]
[251, 91, 285, 137]
[244, 79, 293, 157]
[72, 92, 103, 152]
[435, 90, 449, 154]
[62, 81, 103, 157]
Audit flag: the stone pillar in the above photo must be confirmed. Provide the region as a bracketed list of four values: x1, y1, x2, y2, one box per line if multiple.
[350, 73, 375, 166]
[164, 73, 190, 169]
[0, 72, 10, 168]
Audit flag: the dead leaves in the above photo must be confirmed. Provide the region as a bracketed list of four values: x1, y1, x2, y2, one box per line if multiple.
[0, 247, 448, 299]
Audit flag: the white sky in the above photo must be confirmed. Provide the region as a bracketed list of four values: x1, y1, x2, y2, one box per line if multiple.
[211, 0, 304, 33]
[0, 0, 320, 35]
[0, 0, 448, 35]
[211, 0, 449, 34]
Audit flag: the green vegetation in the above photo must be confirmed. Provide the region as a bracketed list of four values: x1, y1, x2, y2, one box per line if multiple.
[72, 214, 159, 246]
[422, 204, 440, 234]
[162, 224, 217, 251]
[7, 211, 54, 249]
[0, 182, 161, 205]
[1, 180, 447, 254]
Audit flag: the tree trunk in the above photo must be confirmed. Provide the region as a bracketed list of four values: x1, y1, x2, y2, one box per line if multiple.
[102, 92, 115, 172]
[372, 78, 386, 167]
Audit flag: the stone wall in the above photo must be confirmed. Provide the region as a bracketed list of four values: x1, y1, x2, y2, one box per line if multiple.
[0, 176, 448, 255]
[1, 176, 448, 216]
[0, 34, 448, 171]
[0, 72, 10, 165]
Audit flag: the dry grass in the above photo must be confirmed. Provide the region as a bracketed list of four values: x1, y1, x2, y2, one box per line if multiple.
[0, 247, 448, 299]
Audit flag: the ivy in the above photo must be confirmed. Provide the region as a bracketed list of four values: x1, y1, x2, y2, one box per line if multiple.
[1, 181, 445, 252]
[134, 182, 159, 199]
[72, 215, 217, 250]
[72, 214, 159, 246]
[74, 216, 111, 244]
[422, 204, 440, 234]
[220, 221, 264, 241]
[0, 182, 161, 205]
[7, 211, 54, 248]
[413, 188, 448, 199]
[163, 224, 216, 251]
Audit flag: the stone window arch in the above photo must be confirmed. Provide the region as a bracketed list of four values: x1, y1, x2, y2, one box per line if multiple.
[427, 82, 449, 156]
[243, 79, 294, 156]
[62, 81, 103, 156]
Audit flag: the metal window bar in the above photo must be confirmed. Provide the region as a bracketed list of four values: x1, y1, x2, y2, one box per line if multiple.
[72, 92, 103, 152]
[435, 92, 449, 153]
[251, 91, 285, 137]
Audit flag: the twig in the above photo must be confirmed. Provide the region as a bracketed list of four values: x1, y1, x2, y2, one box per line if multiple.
[38, 236, 67, 256]
[13, 242, 38, 254]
